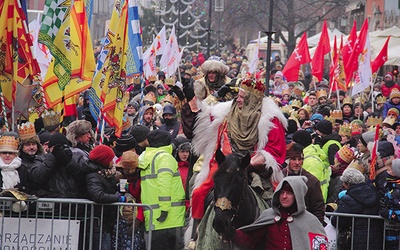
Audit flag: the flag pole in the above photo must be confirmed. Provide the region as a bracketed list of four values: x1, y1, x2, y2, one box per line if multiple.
[0, 87, 9, 132]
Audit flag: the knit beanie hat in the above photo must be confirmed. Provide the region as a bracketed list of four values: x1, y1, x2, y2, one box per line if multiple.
[38, 130, 52, 145]
[48, 132, 71, 148]
[390, 88, 400, 100]
[378, 141, 394, 158]
[310, 113, 324, 122]
[130, 125, 150, 143]
[335, 145, 355, 164]
[292, 130, 312, 147]
[127, 101, 140, 111]
[340, 168, 365, 185]
[89, 145, 115, 167]
[359, 131, 375, 147]
[147, 130, 171, 147]
[115, 134, 137, 152]
[391, 159, 400, 177]
[119, 151, 138, 169]
[316, 120, 333, 135]
[287, 119, 298, 134]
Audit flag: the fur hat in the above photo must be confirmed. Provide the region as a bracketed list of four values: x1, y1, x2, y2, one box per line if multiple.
[118, 151, 138, 169]
[147, 130, 171, 148]
[201, 60, 229, 75]
[66, 120, 93, 147]
[285, 142, 304, 159]
[316, 120, 333, 135]
[340, 168, 365, 185]
[292, 130, 312, 147]
[130, 125, 150, 143]
[391, 159, 400, 177]
[89, 145, 115, 167]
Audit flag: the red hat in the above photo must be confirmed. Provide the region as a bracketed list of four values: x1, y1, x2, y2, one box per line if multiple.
[386, 72, 394, 80]
[89, 145, 115, 167]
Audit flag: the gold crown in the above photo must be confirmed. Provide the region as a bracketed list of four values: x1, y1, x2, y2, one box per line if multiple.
[336, 145, 355, 164]
[376, 96, 387, 104]
[165, 78, 175, 86]
[133, 77, 141, 84]
[161, 94, 174, 105]
[342, 96, 353, 105]
[351, 123, 363, 135]
[339, 123, 352, 137]
[366, 116, 382, 127]
[280, 105, 292, 114]
[148, 75, 157, 82]
[143, 93, 157, 105]
[383, 116, 396, 126]
[354, 96, 365, 105]
[0, 136, 19, 153]
[330, 110, 343, 121]
[300, 104, 312, 114]
[367, 126, 384, 140]
[316, 89, 327, 99]
[41, 110, 61, 128]
[18, 122, 37, 141]
[324, 115, 335, 124]
[240, 79, 265, 98]
[290, 110, 300, 120]
[290, 100, 302, 109]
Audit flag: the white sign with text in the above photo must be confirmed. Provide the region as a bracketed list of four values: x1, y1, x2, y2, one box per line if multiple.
[0, 217, 80, 249]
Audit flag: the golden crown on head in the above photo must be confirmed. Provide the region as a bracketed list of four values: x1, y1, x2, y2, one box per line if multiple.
[342, 96, 353, 105]
[41, 110, 61, 128]
[354, 96, 365, 105]
[300, 104, 312, 114]
[240, 79, 265, 98]
[148, 75, 157, 82]
[0, 136, 19, 153]
[324, 115, 335, 124]
[316, 89, 327, 99]
[376, 96, 387, 105]
[133, 77, 141, 84]
[339, 123, 352, 137]
[280, 105, 293, 114]
[165, 78, 175, 86]
[330, 110, 343, 121]
[383, 116, 396, 126]
[17, 122, 36, 141]
[367, 126, 384, 140]
[337, 145, 355, 163]
[351, 123, 363, 135]
[366, 116, 382, 127]
[290, 100, 302, 109]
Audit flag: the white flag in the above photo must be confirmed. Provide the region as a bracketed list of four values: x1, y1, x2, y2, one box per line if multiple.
[249, 31, 260, 74]
[142, 45, 157, 77]
[154, 26, 167, 56]
[351, 31, 372, 96]
[159, 26, 181, 77]
[29, 14, 52, 80]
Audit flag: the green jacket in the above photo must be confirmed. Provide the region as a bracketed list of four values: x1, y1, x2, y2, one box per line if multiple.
[302, 144, 330, 202]
[138, 145, 185, 231]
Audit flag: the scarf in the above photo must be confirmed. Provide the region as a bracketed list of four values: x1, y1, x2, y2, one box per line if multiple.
[228, 92, 262, 151]
[0, 157, 22, 189]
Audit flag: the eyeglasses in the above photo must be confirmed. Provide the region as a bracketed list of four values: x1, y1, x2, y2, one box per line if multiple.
[0, 152, 14, 155]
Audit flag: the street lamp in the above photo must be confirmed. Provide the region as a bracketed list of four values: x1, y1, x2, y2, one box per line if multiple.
[340, 14, 348, 33]
[155, 0, 166, 31]
[264, 0, 275, 95]
[374, 6, 382, 30]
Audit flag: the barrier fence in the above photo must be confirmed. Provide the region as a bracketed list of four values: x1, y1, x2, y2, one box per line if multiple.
[0, 197, 153, 250]
[1, 197, 399, 250]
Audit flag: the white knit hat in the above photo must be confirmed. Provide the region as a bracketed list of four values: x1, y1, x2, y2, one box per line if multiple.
[340, 168, 365, 185]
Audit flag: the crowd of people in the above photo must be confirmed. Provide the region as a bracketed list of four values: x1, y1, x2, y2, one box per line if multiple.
[2, 49, 400, 250]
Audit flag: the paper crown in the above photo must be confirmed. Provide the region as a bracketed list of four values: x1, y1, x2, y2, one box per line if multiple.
[376, 96, 387, 105]
[165, 78, 175, 86]
[18, 122, 36, 141]
[240, 79, 265, 97]
[383, 116, 396, 126]
[316, 89, 327, 99]
[143, 93, 157, 105]
[41, 110, 61, 128]
[133, 77, 141, 84]
[354, 97, 365, 105]
[147, 75, 157, 82]
[293, 84, 304, 96]
[282, 88, 291, 97]
[290, 99, 302, 109]
[342, 97, 353, 106]
[161, 94, 174, 105]
[330, 110, 343, 121]
[390, 88, 400, 99]
[348, 159, 365, 174]
[336, 145, 355, 164]
[350, 120, 364, 135]
[339, 123, 352, 137]
[366, 116, 382, 127]
[387, 108, 400, 118]
[0, 136, 19, 153]
[300, 104, 312, 114]
[324, 115, 335, 124]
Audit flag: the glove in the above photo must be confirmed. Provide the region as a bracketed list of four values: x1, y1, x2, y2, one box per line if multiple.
[156, 211, 168, 222]
[171, 85, 185, 101]
[214, 84, 232, 98]
[183, 85, 195, 102]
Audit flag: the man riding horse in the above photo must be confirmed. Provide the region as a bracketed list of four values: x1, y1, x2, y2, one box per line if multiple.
[189, 78, 287, 246]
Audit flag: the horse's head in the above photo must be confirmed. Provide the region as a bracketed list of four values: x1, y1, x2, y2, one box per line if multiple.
[212, 149, 250, 237]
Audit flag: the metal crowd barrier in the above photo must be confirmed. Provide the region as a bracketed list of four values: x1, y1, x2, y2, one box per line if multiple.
[0, 197, 153, 250]
[326, 212, 400, 250]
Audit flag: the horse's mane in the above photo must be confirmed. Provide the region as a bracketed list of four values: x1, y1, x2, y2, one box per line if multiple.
[213, 154, 243, 183]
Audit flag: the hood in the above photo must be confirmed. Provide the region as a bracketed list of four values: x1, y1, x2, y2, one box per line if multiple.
[138, 145, 173, 170]
[321, 132, 341, 145]
[272, 176, 308, 216]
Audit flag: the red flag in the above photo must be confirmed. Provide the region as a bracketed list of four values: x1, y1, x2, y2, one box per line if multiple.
[282, 33, 311, 82]
[371, 36, 390, 73]
[312, 20, 330, 81]
[342, 21, 357, 83]
[345, 19, 369, 84]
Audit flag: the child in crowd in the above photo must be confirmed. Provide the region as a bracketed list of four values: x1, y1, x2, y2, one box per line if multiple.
[383, 89, 400, 120]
